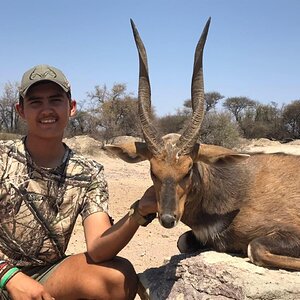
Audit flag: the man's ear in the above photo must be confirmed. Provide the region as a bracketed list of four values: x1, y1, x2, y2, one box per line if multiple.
[69, 100, 77, 117]
[15, 103, 25, 119]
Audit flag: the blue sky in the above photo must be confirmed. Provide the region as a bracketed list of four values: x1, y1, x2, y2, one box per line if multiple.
[1, 0, 300, 116]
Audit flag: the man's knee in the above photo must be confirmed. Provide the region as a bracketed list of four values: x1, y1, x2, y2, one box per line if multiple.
[112, 256, 137, 278]
[45, 254, 138, 300]
[107, 257, 138, 299]
[90, 256, 138, 300]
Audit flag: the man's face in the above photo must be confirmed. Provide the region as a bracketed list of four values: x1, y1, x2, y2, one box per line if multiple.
[16, 81, 76, 140]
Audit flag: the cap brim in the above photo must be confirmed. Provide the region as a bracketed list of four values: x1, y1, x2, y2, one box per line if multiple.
[20, 79, 70, 97]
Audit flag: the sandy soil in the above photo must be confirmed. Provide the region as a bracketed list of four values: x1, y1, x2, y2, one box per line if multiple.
[65, 137, 300, 274]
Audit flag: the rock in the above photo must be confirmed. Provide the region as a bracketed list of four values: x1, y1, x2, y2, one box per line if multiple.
[138, 251, 300, 300]
[251, 138, 281, 147]
[107, 135, 142, 144]
[63, 135, 104, 156]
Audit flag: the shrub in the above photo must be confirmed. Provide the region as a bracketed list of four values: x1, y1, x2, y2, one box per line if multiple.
[200, 111, 242, 148]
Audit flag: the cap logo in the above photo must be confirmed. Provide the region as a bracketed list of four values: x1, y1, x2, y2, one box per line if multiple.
[20, 65, 71, 97]
[29, 67, 57, 80]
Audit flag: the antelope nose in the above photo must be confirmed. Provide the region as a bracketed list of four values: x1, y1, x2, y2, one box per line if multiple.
[160, 214, 176, 228]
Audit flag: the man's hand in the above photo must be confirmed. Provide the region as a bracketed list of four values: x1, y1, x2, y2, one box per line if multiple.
[6, 271, 54, 300]
[138, 186, 157, 216]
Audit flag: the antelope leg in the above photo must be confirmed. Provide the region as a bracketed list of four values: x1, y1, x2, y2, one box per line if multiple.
[177, 230, 211, 254]
[247, 230, 300, 271]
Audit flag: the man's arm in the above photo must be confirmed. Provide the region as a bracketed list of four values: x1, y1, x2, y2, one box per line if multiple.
[83, 186, 157, 263]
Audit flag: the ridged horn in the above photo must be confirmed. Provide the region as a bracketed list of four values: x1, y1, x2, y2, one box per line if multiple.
[176, 18, 211, 155]
[130, 19, 164, 155]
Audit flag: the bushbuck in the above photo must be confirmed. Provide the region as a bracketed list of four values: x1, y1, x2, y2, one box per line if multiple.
[106, 19, 300, 271]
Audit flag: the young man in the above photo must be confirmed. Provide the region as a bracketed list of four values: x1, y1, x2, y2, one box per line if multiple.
[0, 64, 157, 300]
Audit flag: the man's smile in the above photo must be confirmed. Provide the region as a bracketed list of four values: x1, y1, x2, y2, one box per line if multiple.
[39, 118, 57, 124]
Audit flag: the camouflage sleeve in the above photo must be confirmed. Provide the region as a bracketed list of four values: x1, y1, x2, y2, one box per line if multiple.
[80, 161, 109, 221]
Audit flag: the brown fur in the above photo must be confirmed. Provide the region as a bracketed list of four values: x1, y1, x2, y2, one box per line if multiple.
[183, 153, 300, 251]
[106, 136, 300, 270]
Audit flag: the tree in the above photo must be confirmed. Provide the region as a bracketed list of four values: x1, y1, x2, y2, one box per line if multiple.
[240, 102, 284, 139]
[223, 97, 257, 123]
[282, 100, 300, 138]
[86, 84, 108, 104]
[182, 91, 224, 114]
[100, 96, 142, 140]
[66, 109, 97, 137]
[0, 82, 23, 133]
[205, 91, 224, 112]
[85, 83, 143, 141]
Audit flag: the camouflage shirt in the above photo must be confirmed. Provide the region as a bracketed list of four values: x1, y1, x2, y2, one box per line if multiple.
[0, 138, 109, 267]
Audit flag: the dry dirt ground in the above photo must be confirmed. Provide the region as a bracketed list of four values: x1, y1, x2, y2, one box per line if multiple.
[65, 136, 300, 275]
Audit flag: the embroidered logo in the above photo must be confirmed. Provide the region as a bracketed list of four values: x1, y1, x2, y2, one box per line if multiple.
[29, 67, 57, 81]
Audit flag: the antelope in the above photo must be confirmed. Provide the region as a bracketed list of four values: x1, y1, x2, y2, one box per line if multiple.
[106, 18, 300, 270]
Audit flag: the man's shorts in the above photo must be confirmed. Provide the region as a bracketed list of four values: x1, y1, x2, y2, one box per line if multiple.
[0, 257, 68, 299]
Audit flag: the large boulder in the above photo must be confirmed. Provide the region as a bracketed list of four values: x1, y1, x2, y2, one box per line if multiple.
[138, 251, 300, 300]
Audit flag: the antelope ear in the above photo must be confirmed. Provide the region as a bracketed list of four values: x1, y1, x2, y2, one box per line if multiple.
[193, 143, 250, 165]
[104, 142, 152, 163]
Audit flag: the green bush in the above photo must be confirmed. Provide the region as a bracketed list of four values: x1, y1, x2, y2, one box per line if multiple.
[200, 111, 242, 148]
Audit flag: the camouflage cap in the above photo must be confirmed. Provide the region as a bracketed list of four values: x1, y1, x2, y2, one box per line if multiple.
[19, 64, 71, 98]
